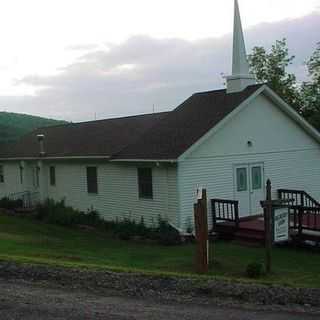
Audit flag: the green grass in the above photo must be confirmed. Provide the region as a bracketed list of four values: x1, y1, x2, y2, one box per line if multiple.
[0, 214, 320, 288]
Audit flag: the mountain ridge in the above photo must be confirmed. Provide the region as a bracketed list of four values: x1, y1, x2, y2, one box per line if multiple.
[0, 112, 67, 143]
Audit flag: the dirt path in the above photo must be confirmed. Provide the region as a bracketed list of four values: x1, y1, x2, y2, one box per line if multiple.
[0, 279, 318, 320]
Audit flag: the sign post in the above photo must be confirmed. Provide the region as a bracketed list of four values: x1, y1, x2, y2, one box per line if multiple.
[261, 180, 290, 274]
[194, 188, 209, 274]
[264, 179, 272, 274]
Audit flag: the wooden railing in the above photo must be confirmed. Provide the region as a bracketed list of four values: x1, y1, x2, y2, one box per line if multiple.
[278, 189, 320, 208]
[211, 198, 239, 230]
[278, 189, 320, 238]
[289, 205, 320, 237]
[8, 191, 40, 208]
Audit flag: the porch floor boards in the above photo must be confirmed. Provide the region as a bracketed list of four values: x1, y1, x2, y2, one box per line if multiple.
[214, 214, 320, 243]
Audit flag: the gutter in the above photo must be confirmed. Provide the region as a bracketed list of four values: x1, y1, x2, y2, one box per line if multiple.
[110, 159, 177, 163]
[0, 156, 111, 161]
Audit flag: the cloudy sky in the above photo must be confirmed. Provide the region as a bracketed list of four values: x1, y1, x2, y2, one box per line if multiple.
[0, 0, 319, 121]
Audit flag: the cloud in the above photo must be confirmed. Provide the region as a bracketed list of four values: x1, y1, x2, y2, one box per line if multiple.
[2, 12, 320, 121]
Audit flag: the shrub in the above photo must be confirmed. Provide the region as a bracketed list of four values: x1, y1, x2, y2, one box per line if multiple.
[246, 261, 264, 278]
[34, 200, 181, 245]
[116, 218, 136, 240]
[0, 197, 23, 210]
[113, 217, 150, 240]
[35, 199, 103, 228]
[155, 216, 181, 246]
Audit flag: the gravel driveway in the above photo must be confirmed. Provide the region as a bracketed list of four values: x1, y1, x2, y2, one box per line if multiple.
[0, 279, 318, 320]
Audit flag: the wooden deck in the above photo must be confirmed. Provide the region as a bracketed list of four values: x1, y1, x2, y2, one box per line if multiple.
[214, 216, 265, 242]
[214, 214, 320, 244]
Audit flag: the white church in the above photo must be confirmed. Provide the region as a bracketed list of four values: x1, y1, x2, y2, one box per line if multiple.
[0, 0, 320, 233]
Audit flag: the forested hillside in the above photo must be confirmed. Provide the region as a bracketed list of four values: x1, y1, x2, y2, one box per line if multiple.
[0, 112, 66, 143]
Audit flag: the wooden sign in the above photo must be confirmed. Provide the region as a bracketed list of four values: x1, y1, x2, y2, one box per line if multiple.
[273, 207, 289, 243]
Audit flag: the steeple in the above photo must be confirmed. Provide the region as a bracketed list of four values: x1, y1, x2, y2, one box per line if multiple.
[226, 0, 255, 93]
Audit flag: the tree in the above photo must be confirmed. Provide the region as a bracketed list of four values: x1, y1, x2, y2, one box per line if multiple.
[301, 43, 320, 130]
[248, 39, 302, 112]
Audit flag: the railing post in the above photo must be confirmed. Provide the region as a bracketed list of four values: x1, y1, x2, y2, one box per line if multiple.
[300, 192, 304, 207]
[235, 201, 239, 229]
[298, 206, 303, 241]
[212, 200, 216, 231]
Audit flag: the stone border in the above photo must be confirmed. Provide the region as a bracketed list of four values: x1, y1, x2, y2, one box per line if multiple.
[0, 261, 319, 307]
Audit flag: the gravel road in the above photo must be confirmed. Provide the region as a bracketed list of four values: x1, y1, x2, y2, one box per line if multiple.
[0, 279, 318, 320]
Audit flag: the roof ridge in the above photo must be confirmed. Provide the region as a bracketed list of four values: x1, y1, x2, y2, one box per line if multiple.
[34, 111, 171, 131]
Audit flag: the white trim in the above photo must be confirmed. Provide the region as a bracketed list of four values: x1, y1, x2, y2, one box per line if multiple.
[262, 86, 320, 144]
[178, 85, 265, 161]
[0, 156, 111, 161]
[0, 156, 176, 163]
[178, 84, 320, 161]
[180, 147, 318, 161]
[110, 159, 177, 163]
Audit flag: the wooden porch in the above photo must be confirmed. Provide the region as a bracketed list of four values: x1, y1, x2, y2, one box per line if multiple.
[211, 189, 320, 244]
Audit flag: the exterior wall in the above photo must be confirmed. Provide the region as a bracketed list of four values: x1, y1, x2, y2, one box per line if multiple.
[0, 159, 179, 228]
[178, 93, 320, 231]
[0, 161, 23, 196]
[0, 160, 45, 203]
[44, 161, 178, 227]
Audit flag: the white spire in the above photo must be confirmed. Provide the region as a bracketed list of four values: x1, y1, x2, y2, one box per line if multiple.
[226, 0, 255, 93]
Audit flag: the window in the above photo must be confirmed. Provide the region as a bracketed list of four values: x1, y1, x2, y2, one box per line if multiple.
[34, 166, 40, 187]
[87, 167, 98, 194]
[0, 165, 4, 183]
[252, 166, 262, 190]
[236, 167, 247, 192]
[50, 166, 56, 186]
[138, 168, 153, 199]
[19, 166, 24, 184]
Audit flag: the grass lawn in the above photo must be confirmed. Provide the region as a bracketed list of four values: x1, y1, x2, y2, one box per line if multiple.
[0, 214, 319, 288]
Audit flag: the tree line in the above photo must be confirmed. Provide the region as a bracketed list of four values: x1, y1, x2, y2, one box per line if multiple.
[248, 39, 320, 130]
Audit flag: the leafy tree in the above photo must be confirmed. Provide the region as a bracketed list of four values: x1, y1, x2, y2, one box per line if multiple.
[301, 43, 320, 129]
[248, 39, 302, 111]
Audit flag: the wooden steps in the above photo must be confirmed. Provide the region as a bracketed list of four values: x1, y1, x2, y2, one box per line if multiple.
[234, 228, 265, 243]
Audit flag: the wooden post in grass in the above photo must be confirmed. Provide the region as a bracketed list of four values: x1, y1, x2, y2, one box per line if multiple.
[194, 188, 209, 274]
[264, 179, 272, 274]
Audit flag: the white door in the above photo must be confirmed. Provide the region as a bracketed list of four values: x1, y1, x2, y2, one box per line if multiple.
[234, 163, 264, 217]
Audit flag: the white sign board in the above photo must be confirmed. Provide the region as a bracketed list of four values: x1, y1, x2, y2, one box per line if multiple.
[273, 208, 289, 243]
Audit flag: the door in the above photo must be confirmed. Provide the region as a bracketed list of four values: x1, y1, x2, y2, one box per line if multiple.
[234, 163, 264, 217]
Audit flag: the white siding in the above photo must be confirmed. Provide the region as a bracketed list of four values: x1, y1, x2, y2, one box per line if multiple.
[0, 160, 179, 227]
[42, 161, 179, 227]
[178, 93, 320, 230]
[0, 160, 43, 200]
[0, 162, 22, 195]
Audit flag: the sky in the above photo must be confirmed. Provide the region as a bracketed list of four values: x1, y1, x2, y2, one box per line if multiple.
[0, 0, 319, 121]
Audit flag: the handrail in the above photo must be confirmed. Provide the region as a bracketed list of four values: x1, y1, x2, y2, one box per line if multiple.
[8, 190, 40, 209]
[278, 189, 320, 208]
[211, 198, 239, 230]
[278, 189, 320, 237]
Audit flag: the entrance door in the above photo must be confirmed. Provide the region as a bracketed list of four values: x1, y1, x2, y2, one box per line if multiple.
[234, 163, 264, 217]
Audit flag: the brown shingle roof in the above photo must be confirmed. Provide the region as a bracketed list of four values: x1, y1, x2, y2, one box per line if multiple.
[0, 112, 169, 158]
[0, 84, 263, 160]
[113, 84, 263, 160]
